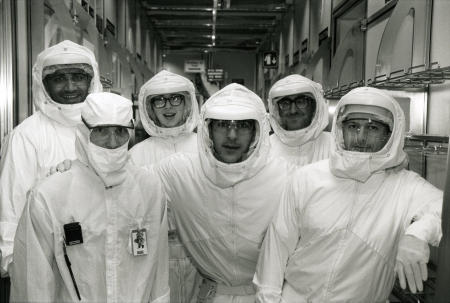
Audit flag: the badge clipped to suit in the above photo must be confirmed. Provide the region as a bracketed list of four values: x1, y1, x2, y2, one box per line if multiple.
[131, 228, 148, 256]
[63, 222, 83, 246]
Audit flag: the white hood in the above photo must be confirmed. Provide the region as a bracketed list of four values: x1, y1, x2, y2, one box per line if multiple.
[330, 87, 407, 182]
[268, 74, 329, 147]
[32, 40, 102, 126]
[75, 93, 133, 187]
[198, 83, 270, 188]
[138, 70, 199, 137]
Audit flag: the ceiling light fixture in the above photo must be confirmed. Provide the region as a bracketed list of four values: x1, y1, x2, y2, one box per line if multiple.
[212, 0, 218, 47]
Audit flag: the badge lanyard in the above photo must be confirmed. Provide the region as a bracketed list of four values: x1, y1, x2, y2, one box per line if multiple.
[63, 242, 81, 301]
[63, 222, 83, 300]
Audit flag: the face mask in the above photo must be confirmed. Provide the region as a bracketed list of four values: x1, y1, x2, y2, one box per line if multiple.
[46, 102, 85, 127]
[88, 141, 129, 174]
[58, 102, 85, 125]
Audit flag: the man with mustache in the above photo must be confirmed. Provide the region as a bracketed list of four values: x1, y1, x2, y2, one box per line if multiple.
[267, 74, 332, 166]
[0, 40, 102, 285]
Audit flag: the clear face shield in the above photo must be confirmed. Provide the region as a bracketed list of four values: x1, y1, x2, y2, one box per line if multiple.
[145, 91, 190, 128]
[42, 63, 94, 105]
[337, 106, 393, 153]
[207, 119, 258, 164]
[273, 93, 316, 131]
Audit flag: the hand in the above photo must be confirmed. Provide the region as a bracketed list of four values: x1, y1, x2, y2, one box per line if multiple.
[395, 234, 430, 293]
[46, 159, 73, 176]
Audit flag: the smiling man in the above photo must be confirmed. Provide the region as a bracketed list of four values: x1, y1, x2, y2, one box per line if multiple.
[42, 66, 92, 105]
[0, 40, 102, 281]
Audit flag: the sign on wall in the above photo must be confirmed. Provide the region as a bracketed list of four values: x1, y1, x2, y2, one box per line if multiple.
[263, 51, 278, 69]
[207, 69, 224, 81]
[184, 60, 205, 73]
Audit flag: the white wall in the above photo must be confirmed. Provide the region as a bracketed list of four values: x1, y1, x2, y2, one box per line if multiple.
[428, 0, 450, 135]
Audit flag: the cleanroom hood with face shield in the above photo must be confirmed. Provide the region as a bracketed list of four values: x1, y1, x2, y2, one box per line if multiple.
[198, 83, 270, 188]
[268, 74, 329, 147]
[330, 86, 408, 182]
[138, 70, 199, 138]
[32, 40, 102, 126]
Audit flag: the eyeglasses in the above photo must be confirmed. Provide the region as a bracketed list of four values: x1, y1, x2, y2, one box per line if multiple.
[210, 119, 255, 134]
[277, 94, 314, 111]
[82, 117, 135, 130]
[150, 94, 185, 109]
[45, 72, 92, 84]
[89, 126, 130, 147]
[82, 117, 134, 148]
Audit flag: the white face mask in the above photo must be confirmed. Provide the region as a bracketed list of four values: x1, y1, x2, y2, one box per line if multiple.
[46, 102, 85, 127]
[87, 141, 129, 174]
[59, 102, 85, 124]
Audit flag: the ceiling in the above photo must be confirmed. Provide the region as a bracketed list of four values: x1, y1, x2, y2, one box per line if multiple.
[141, 0, 291, 53]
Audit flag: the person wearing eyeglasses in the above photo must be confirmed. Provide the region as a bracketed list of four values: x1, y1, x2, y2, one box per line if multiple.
[0, 41, 102, 286]
[254, 87, 442, 303]
[267, 74, 332, 166]
[10, 92, 169, 303]
[129, 70, 200, 303]
[49, 83, 295, 303]
[152, 83, 294, 303]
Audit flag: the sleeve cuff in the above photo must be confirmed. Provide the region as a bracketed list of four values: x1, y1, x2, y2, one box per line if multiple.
[255, 285, 282, 303]
[405, 214, 442, 246]
[1, 221, 18, 276]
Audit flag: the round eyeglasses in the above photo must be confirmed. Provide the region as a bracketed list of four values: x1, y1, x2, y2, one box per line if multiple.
[277, 94, 314, 111]
[150, 94, 185, 109]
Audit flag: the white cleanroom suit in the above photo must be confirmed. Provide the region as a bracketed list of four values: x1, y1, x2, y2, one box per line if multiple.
[10, 92, 169, 303]
[156, 83, 294, 303]
[129, 70, 200, 303]
[254, 87, 443, 303]
[268, 74, 332, 165]
[0, 40, 102, 276]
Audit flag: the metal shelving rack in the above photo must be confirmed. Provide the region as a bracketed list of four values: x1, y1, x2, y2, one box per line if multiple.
[324, 62, 450, 99]
[404, 134, 449, 178]
[323, 80, 365, 99]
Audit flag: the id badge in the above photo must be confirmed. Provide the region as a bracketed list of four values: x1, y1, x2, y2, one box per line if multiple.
[63, 222, 83, 246]
[131, 228, 148, 256]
